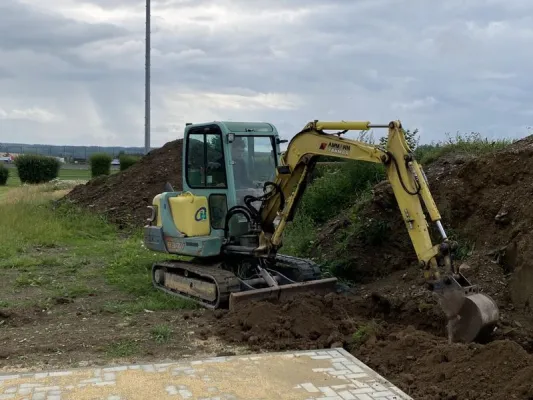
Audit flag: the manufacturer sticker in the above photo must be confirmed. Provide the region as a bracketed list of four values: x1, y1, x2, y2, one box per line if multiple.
[319, 142, 351, 155]
[194, 207, 207, 221]
[165, 238, 185, 252]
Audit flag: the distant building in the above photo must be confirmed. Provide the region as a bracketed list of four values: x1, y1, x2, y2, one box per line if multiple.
[0, 155, 14, 163]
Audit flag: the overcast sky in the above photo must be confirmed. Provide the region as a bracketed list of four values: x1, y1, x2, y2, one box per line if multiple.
[1, 0, 532, 147]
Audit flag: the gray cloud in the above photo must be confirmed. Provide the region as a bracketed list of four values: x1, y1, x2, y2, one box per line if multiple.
[0, 0, 128, 52]
[0, 0, 532, 147]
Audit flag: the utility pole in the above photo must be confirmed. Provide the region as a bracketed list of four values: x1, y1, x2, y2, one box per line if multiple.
[144, 0, 151, 155]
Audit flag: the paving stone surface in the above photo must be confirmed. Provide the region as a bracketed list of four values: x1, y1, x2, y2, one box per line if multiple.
[0, 348, 412, 399]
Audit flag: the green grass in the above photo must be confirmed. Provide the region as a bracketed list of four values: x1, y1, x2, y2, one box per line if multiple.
[0, 184, 195, 312]
[105, 339, 140, 358]
[4, 167, 90, 186]
[151, 324, 173, 343]
[281, 160, 385, 257]
[415, 132, 514, 165]
[0, 186, 10, 198]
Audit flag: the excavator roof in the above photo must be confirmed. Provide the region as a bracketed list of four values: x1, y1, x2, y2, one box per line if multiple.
[185, 121, 278, 135]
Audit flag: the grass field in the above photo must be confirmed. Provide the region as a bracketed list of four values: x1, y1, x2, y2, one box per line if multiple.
[0, 184, 193, 312]
[0, 183, 223, 370]
[3, 166, 120, 186]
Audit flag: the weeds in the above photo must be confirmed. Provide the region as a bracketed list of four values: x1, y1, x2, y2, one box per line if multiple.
[444, 228, 475, 261]
[416, 131, 513, 165]
[282, 161, 384, 257]
[105, 339, 139, 358]
[151, 324, 173, 343]
[350, 321, 380, 348]
[299, 161, 385, 225]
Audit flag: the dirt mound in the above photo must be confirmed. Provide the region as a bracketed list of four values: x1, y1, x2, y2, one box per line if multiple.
[356, 327, 533, 400]
[202, 292, 533, 399]
[64, 140, 183, 228]
[208, 292, 446, 351]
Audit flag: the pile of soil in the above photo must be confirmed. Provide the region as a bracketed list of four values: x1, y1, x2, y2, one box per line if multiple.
[64, 140, 183, 228]
[207, 292, 446, 352]
[203, 292, 533, 400]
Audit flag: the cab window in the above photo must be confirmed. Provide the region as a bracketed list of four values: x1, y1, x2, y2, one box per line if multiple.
[186, 127, 227, 188]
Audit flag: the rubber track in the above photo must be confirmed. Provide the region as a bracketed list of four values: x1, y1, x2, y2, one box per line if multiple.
[152, 260, 241, 309]
[273, 254, 323, 281]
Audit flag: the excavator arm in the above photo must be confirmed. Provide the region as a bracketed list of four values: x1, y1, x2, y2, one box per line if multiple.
[259, 120, 445, 280]
[251, 120, 499, 342]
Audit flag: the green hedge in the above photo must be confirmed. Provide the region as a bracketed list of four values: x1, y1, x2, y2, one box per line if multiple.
[89, 153, 112, 177]
[119, 154, 140, 171]
[14, 154, 60, 184]
[0, 164, 9, 186]
[298, 161, 385, 225]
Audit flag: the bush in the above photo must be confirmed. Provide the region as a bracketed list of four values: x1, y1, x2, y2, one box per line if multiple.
[89, 153, 112, 177]
[14, 154, 60, 184]
[0, 164, 9, 186]
[379, 128, 420, 151]
[298, 161, 385, 225]
[118, 154, 140, 171]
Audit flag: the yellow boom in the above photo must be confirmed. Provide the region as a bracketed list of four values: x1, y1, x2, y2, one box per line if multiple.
[258, 120, 443, 281]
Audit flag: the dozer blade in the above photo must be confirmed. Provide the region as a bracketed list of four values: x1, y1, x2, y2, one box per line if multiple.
[228, 277, 338, 312]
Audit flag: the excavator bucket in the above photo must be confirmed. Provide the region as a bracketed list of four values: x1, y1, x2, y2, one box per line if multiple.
[450, 292, 500, 342]
[228, 277, 338, 311]
[433, 280, 499, 343]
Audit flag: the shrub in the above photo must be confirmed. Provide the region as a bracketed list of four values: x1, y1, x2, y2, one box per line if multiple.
[14, 154, 60, 184]
[118, 154, 140, 171]
[380, 128, 420, 151]
[89, 153, 112, 177]
[0, 164, 9, 186]
[298, 161, 385, 225]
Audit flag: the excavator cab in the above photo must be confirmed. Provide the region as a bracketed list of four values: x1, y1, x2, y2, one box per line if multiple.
[145, 121, 282, 256]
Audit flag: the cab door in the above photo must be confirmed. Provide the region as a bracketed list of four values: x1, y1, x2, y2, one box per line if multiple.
[183, 124, 229, 236]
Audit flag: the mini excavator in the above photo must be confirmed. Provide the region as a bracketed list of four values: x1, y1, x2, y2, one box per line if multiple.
[143, 119, 500, 343]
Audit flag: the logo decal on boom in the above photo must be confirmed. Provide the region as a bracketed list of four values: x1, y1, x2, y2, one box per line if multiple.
[319, 142, 351, 155]
[194, 207, 207, 222]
